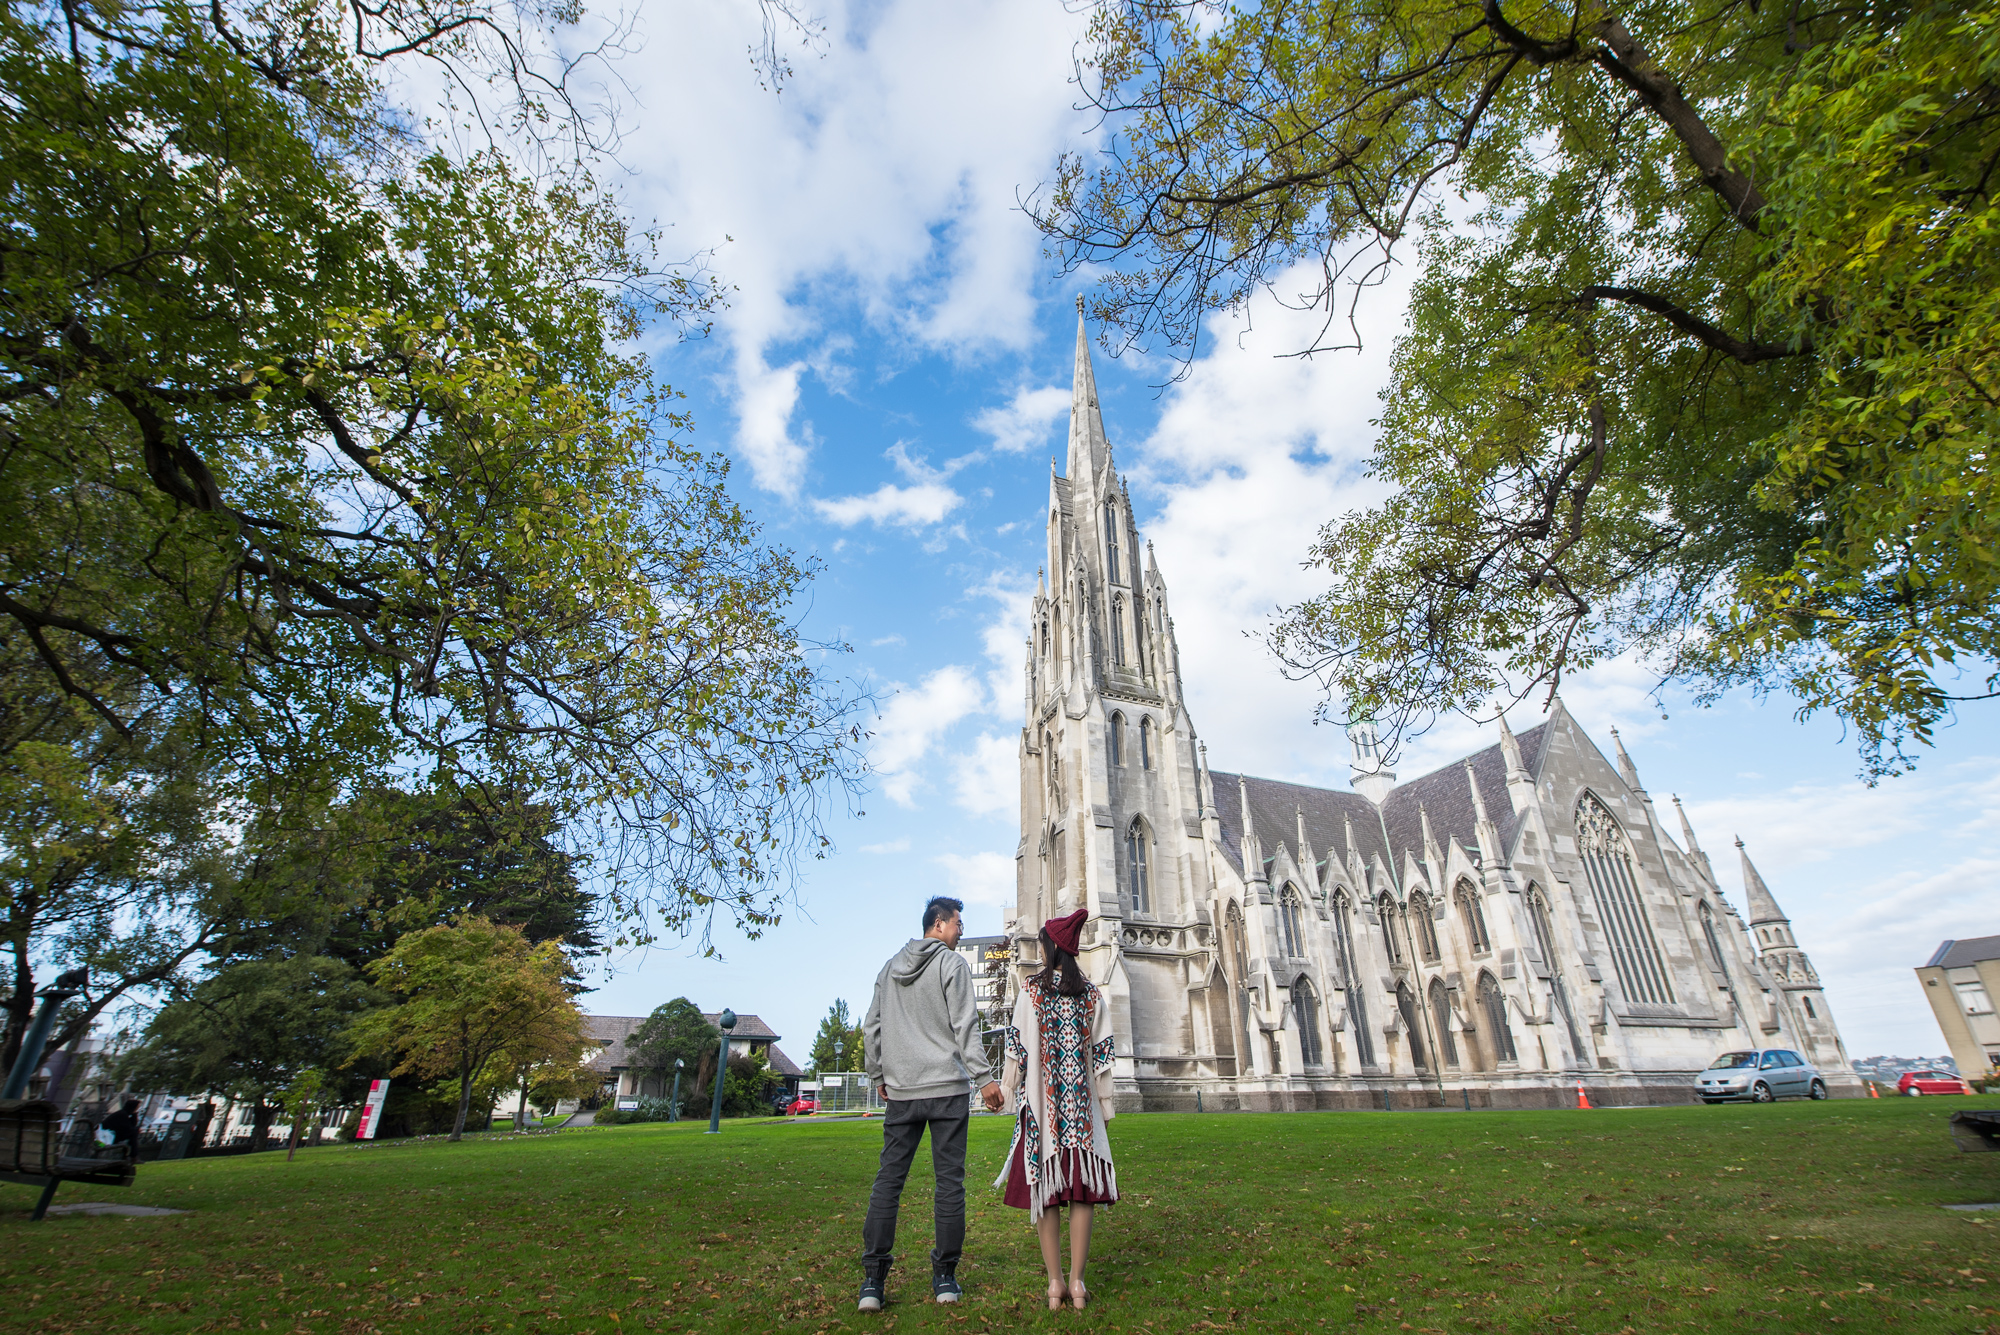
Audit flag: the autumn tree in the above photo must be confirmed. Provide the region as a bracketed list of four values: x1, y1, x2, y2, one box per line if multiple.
[1039, 0, 2000, 777]
[627, 998, 721, 1112]
[348, 916, 582, 1140]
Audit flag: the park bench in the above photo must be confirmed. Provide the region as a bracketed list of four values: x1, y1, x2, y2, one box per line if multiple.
[1949, 1109, 2000, 1154]
[1, 1098, 138, 1221]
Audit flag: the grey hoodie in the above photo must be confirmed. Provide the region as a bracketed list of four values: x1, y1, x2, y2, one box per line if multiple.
[863, 938, 993, 1101]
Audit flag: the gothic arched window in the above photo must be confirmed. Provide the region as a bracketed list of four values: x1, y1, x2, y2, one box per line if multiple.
[1429, 978, 1459, 1066]
[1126, 817, 1151, 913]
[1278, 885, 1306, 957]
[1139, 716, 1153, 770]
[1045, 733, 1060, 805]
[1409, 891, 1441, 962]
[1110, 596, 1127, 666]
[1396, 981, 1428, 1070]
[1526, 883, 1586, 1060]
[1576, 792, 1675, 1004]
[1332, 892, 1374, 1066]
[1109, 712, 1125, 766]
[1104, 502, 1122, 584]
[1052, 826, 1068, 891]
[1380, 894, 1403, 963]
[1477, 972, 1518, 1064]
[1456, 879, 1491, 953]
[1699, 902, 1728, 971]
[1293, 977, 1324, 1067]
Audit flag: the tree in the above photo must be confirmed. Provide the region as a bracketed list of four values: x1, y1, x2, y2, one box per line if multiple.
[627, 998, 720, 1112]
[1038, 0, 2000, 777]
[118, 955, 382, 1150]
[347, 916, 581, 1140]
[492, 993, 594, 1130]
[721, 1049, 782, 1118]
[2, 0, 863, 953]
[806, 999, 864, 1075]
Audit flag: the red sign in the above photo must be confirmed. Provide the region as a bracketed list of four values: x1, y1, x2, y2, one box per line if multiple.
[355, 1079, 391, 1140]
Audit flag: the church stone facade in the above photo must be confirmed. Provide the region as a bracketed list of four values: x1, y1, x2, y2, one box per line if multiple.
[1009, 313, 1858, 1110]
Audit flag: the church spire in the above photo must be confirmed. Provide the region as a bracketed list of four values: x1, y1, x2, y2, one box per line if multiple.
[1735, 837, 1788, 927]
[1067, 298, 1111, 479]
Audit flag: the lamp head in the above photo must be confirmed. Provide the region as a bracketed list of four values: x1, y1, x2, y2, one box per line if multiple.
[718, 1008, 737, 1032]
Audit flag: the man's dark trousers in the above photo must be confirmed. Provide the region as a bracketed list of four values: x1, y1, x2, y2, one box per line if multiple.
[860, 1095, 968, 1275]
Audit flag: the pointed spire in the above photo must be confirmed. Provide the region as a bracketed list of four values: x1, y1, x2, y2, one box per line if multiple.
[1066, 303, 1110, 479]
[1735, 837, 1787, 926]
[1464, 759, 1490, 825]
[1674, 796, 1703, 855]
[1419, 801, 1441, 868]
[1610, 726, 1643, 790]
[1240, 776, 1267, 885]
[1466, 758, 1504, 870]
[1498, 711, 1527, 777]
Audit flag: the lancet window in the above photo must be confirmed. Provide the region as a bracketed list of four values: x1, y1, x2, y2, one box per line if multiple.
[1104, 502, 1122, 584]
[1139, 716, 1153, 770]
[1110, 596, 1127, 666]
[1477, 973, 1518, 1064]
[1397, 982, 1428, 1070]
[1698, 902, 1728, 971]
[1456, 879, 1491, 953]
[1109, 712, 1125, 766]
[1278, 885, 1307, 957]
[1409, 891, 1441, 962]
[1527, 884, 1587, 1059]
[1380, 894, 1403, 963]
[1429, 978, 1459, 1066]
[1293, 978, 1324, 1067]
[1576, 793, 1675, 1005]
[1332, 892, 1374, 1066]
[1126, 818, 1151, 913]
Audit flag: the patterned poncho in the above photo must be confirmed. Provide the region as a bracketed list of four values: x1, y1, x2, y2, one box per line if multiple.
[995, 975, 1118, 1219]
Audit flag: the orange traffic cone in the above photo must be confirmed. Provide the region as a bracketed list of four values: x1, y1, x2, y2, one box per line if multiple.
[1576, 1081, 1592, 1110]
[1868, 1081, 1880, 1098]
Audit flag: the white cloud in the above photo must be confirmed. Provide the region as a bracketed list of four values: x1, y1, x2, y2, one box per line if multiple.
[858, 838, 911, 855]
[814, 481, 961, 529]
[953, 733, 1019, 819]
[622, 0, 1089, 495]
[933, 850, 1016, 909]
[869, 665, 987, 806]
[973, 385, 1072, 455]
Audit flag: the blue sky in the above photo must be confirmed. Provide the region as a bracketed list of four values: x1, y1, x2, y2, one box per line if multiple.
[569, 0, 1999, 1067]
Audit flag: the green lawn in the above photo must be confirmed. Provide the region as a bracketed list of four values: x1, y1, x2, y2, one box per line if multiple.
[4, 1099, 1995, 1333]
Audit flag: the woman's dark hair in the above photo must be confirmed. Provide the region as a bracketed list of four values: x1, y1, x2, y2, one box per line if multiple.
[1032, 927, 1088, 996]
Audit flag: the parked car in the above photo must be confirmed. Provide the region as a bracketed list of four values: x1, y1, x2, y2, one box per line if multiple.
[784, 1096, 818, 1116]
[1897, 1069, 1970, 1096]
[1696, 1049, 1828, 1103]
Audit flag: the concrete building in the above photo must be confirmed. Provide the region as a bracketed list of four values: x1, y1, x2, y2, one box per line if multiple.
[1916, 936, 2000, 1082]
[1009, 310, 1859, 1110]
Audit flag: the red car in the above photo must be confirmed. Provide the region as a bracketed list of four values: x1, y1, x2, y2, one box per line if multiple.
[784, 1096, 818, 1116]
[1898, 1069, 1970, 1096]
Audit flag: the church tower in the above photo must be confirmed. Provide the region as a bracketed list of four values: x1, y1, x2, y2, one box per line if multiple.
[1736, 839, 1847, 1071]
[1015, 303, 1212, 1083]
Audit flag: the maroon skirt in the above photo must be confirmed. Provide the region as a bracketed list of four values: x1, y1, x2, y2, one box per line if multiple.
[1002, 1132, 1118, 1210]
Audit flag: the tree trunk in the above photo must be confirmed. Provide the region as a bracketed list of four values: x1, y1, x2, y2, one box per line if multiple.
[515, 1078, 530, 1131]
[450, 1065, 472, 1141]
[251, 1101, 275, 1151]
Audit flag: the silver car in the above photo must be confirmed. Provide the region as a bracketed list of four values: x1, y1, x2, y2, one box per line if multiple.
[1696, 1049, 1829, 1103]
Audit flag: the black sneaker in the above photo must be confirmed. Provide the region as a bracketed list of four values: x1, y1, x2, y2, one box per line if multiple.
[858, 1268, 888, 1313]
[932, 1267, 962, 1304]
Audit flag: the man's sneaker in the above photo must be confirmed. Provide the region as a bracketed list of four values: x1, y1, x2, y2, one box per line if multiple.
[932, 1268, 962, 1304]
[858, 1269, 888, 1313]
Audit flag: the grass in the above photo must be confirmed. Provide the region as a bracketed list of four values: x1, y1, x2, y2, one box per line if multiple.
[3, 1098, 1995, 1333]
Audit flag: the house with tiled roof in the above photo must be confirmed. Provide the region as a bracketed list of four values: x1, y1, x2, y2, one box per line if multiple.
[584, 1011, 803, 1102]
[1009, 309, 1857, 1112]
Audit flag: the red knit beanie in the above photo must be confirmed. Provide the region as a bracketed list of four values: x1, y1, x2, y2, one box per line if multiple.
[1043, 908, 1088, 956]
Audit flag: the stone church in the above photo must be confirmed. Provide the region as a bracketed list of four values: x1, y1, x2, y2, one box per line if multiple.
[1008, 312, 1858, 1109]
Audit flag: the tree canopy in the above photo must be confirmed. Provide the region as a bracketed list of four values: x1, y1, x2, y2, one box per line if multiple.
[1039, 0, 2000, 776]
[347, 915, 579, 1140]
[627, 997, 720, 1107]
[0, 0, 862, 1037]
[806, 998, 864, 1075]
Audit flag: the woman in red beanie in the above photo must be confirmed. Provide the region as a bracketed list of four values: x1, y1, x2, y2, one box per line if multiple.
[996, 908, 1119, 1310]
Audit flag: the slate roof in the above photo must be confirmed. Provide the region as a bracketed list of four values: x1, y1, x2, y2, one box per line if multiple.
[581, 1011, 781, 1073]
[1210, 723, 1550, 889]
[1926, 935, 2000, 969]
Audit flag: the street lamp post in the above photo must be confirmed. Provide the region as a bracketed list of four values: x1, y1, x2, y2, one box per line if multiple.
[2, 968, 87, 1100]
[706, 1009, 737, 1134]
[670, 1058, 685, 1123]
[832, 1040, 844, 1115]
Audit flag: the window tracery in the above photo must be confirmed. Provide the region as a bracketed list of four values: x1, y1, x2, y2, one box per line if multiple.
[1380, 893, 1403, 963]
[1331, 892, 1373, 1066]
[1455, 879, 1490, 953]
[1110, 596, 1127, 666]
[1575, 792, 1675, 1005]
[1396, 981, 1428, 1070]
[1429, 978, 1459, 1066]
[1478, 972, 1518, 1064]
[1293, 978, 1324, 1067]
[1139, 716, 1153, 770]
[1278, 885, 1306, 957]
[1126, 817, 1151, 913]
[1409, 890, 1441, 961]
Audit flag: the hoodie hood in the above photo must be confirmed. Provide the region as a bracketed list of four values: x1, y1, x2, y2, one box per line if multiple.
[890, 937, 949, 985]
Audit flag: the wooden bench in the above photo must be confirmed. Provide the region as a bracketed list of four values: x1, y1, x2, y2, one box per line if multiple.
[1, 1099, 138, 1220]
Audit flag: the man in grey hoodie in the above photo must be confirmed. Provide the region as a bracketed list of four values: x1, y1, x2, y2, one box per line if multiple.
[858, 895, 1003, 1311]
